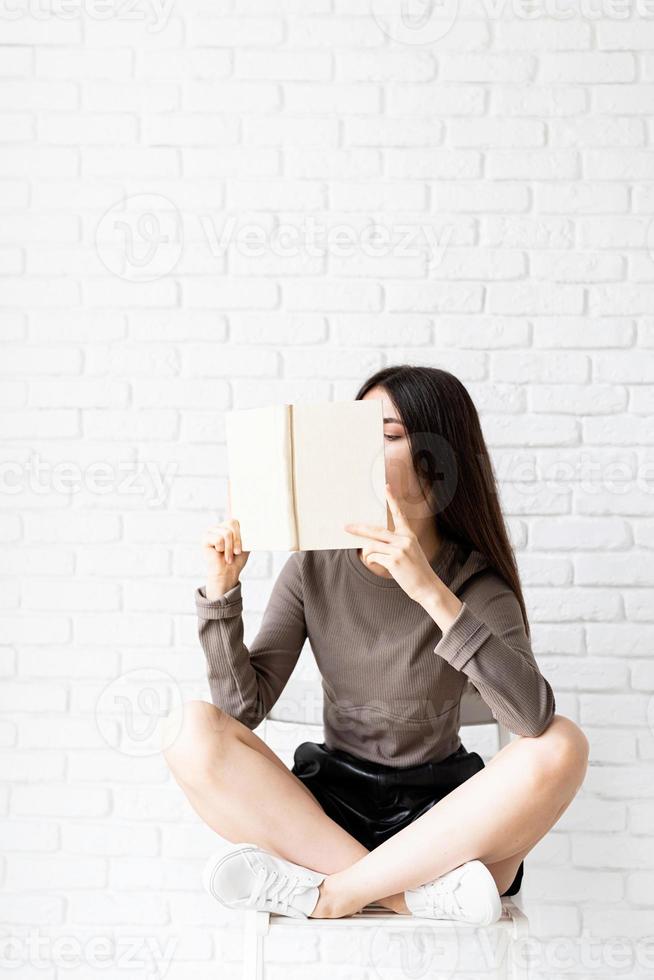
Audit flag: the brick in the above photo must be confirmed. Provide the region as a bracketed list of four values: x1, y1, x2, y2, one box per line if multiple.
[188, 17, 284, 47]
[438, 53, 535, 83]
[37, 47, 133, 79]
[335, 50, 434, 82]
[535, 182, 629, 213]
[12, 784, 110, 817]
[237, 49, 332, 80]
[0, 147, 78, 178]
[487, 283, 584, 316]
[492, 85, 587, 117]
[432, 182, 529, 212]
[61, 822, 158, 856]
[487, 149, 578, 179]
[387, 83, 484, 117]
[0, 820, 60, 852]
[0, 47, 33, 76]
[38, 113, 138, 145]
[540, 53, 635, 83]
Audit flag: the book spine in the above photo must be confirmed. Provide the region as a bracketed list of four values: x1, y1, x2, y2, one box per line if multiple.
[288, 404, 299, 551]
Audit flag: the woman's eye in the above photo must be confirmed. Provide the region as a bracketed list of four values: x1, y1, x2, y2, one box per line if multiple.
[384, 434, 400, 442]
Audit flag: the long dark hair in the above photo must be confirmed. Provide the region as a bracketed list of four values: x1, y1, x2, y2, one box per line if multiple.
[354, 364, 531, 639]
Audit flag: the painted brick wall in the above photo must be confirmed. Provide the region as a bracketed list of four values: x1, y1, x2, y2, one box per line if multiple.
[1, 2, 653, 977]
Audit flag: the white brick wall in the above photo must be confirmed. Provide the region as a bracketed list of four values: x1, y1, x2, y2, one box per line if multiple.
[2, 2, 654, 977]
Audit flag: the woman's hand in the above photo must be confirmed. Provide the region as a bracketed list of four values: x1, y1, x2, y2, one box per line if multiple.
[203, 482, 250, 599]
[344, 483, 441, 605]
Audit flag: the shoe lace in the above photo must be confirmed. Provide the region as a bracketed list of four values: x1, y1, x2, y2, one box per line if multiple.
[249, 866, 303, 914]
[424, 877, 462, 919]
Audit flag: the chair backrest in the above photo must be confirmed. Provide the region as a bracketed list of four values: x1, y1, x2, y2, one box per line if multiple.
[459, 679, 497, 726]
[266, 644, 503, 738]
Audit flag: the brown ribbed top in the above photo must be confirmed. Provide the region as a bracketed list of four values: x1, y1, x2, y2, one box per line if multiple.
[195, 538, 556, 767]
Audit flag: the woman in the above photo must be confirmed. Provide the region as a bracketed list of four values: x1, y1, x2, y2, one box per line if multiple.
[163, 364, 590, 923]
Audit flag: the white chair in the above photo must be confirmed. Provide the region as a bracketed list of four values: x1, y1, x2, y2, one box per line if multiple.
[235, 675, 530, 980]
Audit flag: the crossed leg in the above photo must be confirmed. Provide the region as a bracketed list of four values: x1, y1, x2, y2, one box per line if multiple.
[313, 713, 589, 918]
[163, 701, 425, 911]
[162, 703, 589, 918]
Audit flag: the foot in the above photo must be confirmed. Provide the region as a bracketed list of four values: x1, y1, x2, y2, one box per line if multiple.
[202, 841, 326, 919]
[404, 859, 502, 926]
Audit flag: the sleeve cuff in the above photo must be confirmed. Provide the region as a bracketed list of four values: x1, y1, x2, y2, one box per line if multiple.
[195, 581, 243, 620]
[433, 600, 492, 671]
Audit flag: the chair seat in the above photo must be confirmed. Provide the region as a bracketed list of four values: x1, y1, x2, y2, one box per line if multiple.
[256, 894, 527, 932]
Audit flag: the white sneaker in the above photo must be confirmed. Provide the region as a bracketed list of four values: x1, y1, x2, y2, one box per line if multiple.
[404, 859, 502, 926]
[202, 841, 326, 919]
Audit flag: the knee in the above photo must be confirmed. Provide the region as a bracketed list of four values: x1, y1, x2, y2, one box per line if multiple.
[161, 699, 234, 785]
[529, 714, 590, 787]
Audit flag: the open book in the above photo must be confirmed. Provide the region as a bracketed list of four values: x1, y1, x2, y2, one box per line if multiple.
[224, 399, 388, 551]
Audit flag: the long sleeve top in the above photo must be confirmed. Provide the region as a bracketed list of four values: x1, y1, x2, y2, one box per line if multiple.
[195, 537, 556, 767]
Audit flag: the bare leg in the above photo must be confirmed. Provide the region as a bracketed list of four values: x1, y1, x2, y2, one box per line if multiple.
[161, 700, 407, 913]
[315, 715, 590, 917]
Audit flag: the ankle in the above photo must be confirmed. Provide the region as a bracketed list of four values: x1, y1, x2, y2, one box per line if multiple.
[396, 892, 411, 915]
[378, 892, 411, 915]
[309, 878, 341, 918]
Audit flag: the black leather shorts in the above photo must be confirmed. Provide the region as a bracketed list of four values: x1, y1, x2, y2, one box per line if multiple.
[291, 740, 524, 898]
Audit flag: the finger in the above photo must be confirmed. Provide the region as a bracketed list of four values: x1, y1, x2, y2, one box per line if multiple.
[365, 552, 391, 569]
[224, 528, 234, 563]
[344, 524, 394, 542]
[226, 517, 242, 554]
[207, 524, 228, 540]
[206, 529, 228, 556]
[385, 482, 410, 530]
